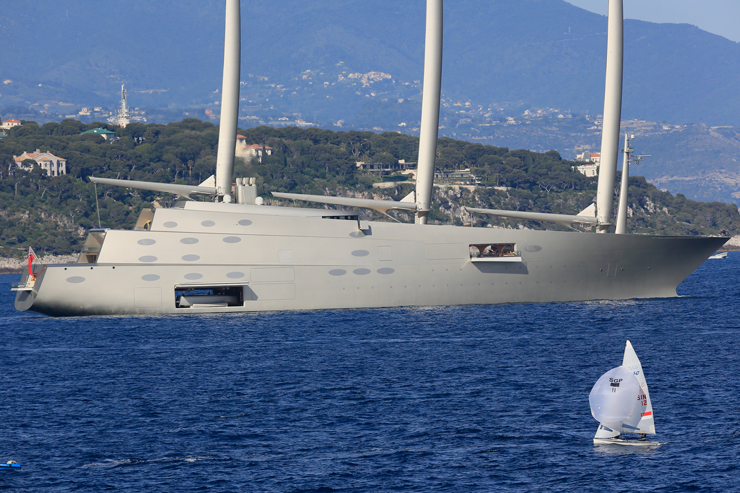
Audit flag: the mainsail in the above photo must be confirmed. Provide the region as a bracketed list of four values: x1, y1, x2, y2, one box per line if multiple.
[621, 340, 655, 434]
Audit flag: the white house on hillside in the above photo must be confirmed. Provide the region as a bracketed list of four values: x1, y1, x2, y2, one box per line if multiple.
[575, 151, 601, 165]
[235, 135, 272, 163]
[1, 119, 21, 129]
[13, 149, 67, 177]
[574, 151, 600, 177]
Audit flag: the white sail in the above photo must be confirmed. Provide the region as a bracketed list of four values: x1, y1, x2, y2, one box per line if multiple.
[621, 340, 655, 434]
[590, 340, 656, 442]
[589, 366, 641, 432]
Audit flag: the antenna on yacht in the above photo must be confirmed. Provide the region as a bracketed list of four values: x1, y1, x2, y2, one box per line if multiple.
[614, 133, 633, 234]
[595, 0, 624, 233]
[415, 0, 443, 225]
[214, 0, 241, 203]
[615, 133, 649, 234]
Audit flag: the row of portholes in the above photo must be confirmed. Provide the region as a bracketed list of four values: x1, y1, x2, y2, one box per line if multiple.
[139, 255, 201, 262]
[329, 267, 395, 276]
[68, 267, 383, 284]
[138, 236, 242, 246]
[161, 219, 253, 229]
[138, 271, 246, 282]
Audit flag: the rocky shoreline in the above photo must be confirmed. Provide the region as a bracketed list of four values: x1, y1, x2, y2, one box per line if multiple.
[720, 235, 740, 251]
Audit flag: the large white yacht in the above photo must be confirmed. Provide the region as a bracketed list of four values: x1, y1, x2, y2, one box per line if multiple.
[12, 0, 726, 316]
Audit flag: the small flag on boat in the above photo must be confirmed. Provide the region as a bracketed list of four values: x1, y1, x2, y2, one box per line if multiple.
[28, 246, 37, 279]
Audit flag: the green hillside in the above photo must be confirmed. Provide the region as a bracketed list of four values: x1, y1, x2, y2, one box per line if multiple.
[1, 120, 737, 260]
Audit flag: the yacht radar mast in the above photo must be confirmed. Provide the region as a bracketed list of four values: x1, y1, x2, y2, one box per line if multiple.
[615, 134, 650, 234]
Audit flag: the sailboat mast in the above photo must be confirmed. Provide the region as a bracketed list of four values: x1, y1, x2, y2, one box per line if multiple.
[595, 0, 623, 233]
[415, 0, 443, 225]
[215, 0, 241, 203]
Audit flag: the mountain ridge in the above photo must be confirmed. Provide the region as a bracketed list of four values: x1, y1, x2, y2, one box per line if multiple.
[2, 0, 740, 125]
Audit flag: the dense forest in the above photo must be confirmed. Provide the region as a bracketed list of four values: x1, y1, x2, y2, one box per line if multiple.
[1, 119, 738, 259]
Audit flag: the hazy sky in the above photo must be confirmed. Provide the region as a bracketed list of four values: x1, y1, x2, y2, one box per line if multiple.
[565, 0, 740, 42]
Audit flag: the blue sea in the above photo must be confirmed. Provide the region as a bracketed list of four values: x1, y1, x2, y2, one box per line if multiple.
[1, 254, 739, 492]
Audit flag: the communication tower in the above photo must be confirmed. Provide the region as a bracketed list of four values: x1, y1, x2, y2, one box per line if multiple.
[116, 84, 131, 128]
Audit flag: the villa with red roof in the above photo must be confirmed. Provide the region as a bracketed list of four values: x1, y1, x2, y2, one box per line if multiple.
[13, 149, 67, 177]
[235, 135, 272, 163]
[1, 119, 22, 129]
[574, 151, 601, 177]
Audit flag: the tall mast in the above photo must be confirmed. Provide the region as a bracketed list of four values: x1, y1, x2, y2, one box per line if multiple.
[595, 0, 623, 233]
[614, 133, 631, 234]
[215, 0, 241, 203]
[415, 0, 443, 225]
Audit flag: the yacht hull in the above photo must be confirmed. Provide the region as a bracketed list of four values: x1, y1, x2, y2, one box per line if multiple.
[14, 204, 726, 316]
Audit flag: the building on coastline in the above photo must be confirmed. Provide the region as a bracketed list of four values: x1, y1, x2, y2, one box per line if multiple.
[12, 150, 67, 177]
[574, 151, 600, 177]
[235, 135, 272, 163]
[1, 119, 21, 129]
[356, 159, 416, 174]
[434, 168, 478, 185]
[575, 151, 600, 164]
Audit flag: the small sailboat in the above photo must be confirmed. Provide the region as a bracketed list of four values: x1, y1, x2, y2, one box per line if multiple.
[708, 251, 728, 259]
[589, 341, 658, 445]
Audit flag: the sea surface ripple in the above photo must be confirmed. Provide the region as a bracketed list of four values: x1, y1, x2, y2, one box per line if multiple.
[1, 254, 738, 491]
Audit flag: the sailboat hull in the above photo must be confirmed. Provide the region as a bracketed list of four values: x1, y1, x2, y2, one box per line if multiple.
[593, 438, 660, 446]
[14, 203, 726, 317]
